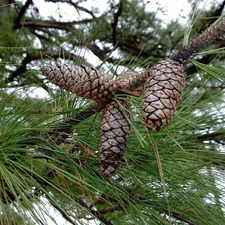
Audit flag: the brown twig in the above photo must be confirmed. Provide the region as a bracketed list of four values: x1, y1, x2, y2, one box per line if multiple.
[89, 183, 199, 225]
[21, 19, 92, 31]
[45, 194, 77, 225]
[112, 1, 123, 46]
[42, 102, 106, 146]
[7, 50, 84, 83]
[171, 19, 225, 63]
[44, 0, 96, 18]
[78, 200, 114, 225]
[13, 0, 33, 29]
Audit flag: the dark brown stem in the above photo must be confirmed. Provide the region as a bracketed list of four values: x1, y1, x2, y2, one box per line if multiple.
[21, 19, 92, 31]
[171, 19, 225, 63]
[45, 194, 77, 225]
[78, 201, 114, 225]
[117, 185, 199, 225]
[13, 0, 33, 29]
[44, 0, 96, 18]
[88, 43, 118, 64]
[43, 103, 106, 146]
[112, 1, 123, 46]
[6, 50, 84, 83]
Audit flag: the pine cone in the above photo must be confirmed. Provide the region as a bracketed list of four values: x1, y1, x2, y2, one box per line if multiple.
[99, 100, 130, 177]
[142, 58, 186, 131]
[41, 64, 118, 102]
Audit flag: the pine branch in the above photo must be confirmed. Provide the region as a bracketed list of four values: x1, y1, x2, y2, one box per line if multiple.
[212, 0, 225, 18]
[78, 201, 114, 225]
[6, 50, 84, 83]
[171, 19, 225, 63]
[112, 1, 123, 46]
[90, 183, 199, 225]
[13, 0, 33, 29]
[113, 19, 225, 93]
[42, 103, 105, 146]
[47, 111, 93, 144]
[44, 0, 96, 18]
[7, 53, 37, 82]
[88, 43, 118, 64]
[45, 195, 77, 225]
[142, 199, 199, 225]
[21, 19, 92, 31]
[116, 19, 225, 94]
[116, 184, 199, 225]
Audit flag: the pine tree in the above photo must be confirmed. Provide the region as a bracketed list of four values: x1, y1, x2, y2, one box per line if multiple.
[1, 1, 225, 224]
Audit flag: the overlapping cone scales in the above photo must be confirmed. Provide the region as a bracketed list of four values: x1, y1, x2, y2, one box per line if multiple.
[41, 64, 118, 102]
[142, 58, 186, 131]
[99, 100, 130, 176]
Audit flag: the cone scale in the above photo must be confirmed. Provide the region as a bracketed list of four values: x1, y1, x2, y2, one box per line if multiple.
[42, 59, 186, 176]
[99, 100, 130, 177]
[142, 58, 186, 131]
[41, 64, 118, 102]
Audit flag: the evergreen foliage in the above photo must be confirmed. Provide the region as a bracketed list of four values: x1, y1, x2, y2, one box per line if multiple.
[1, 0, 225, 224]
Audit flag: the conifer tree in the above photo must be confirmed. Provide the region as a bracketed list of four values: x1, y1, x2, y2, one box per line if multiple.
[1, 1, 225, 224]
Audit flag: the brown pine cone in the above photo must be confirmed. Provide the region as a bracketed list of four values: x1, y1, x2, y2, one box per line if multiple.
[99, 100, 130, 177]
[142, 58, 186, 131]
[41, 64, 118, 102]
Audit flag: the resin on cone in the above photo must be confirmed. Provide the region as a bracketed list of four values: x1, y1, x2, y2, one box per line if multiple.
[99, 100, 130, 176]
[41, 64, 118, 102]
[142, 58, 186, 131]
